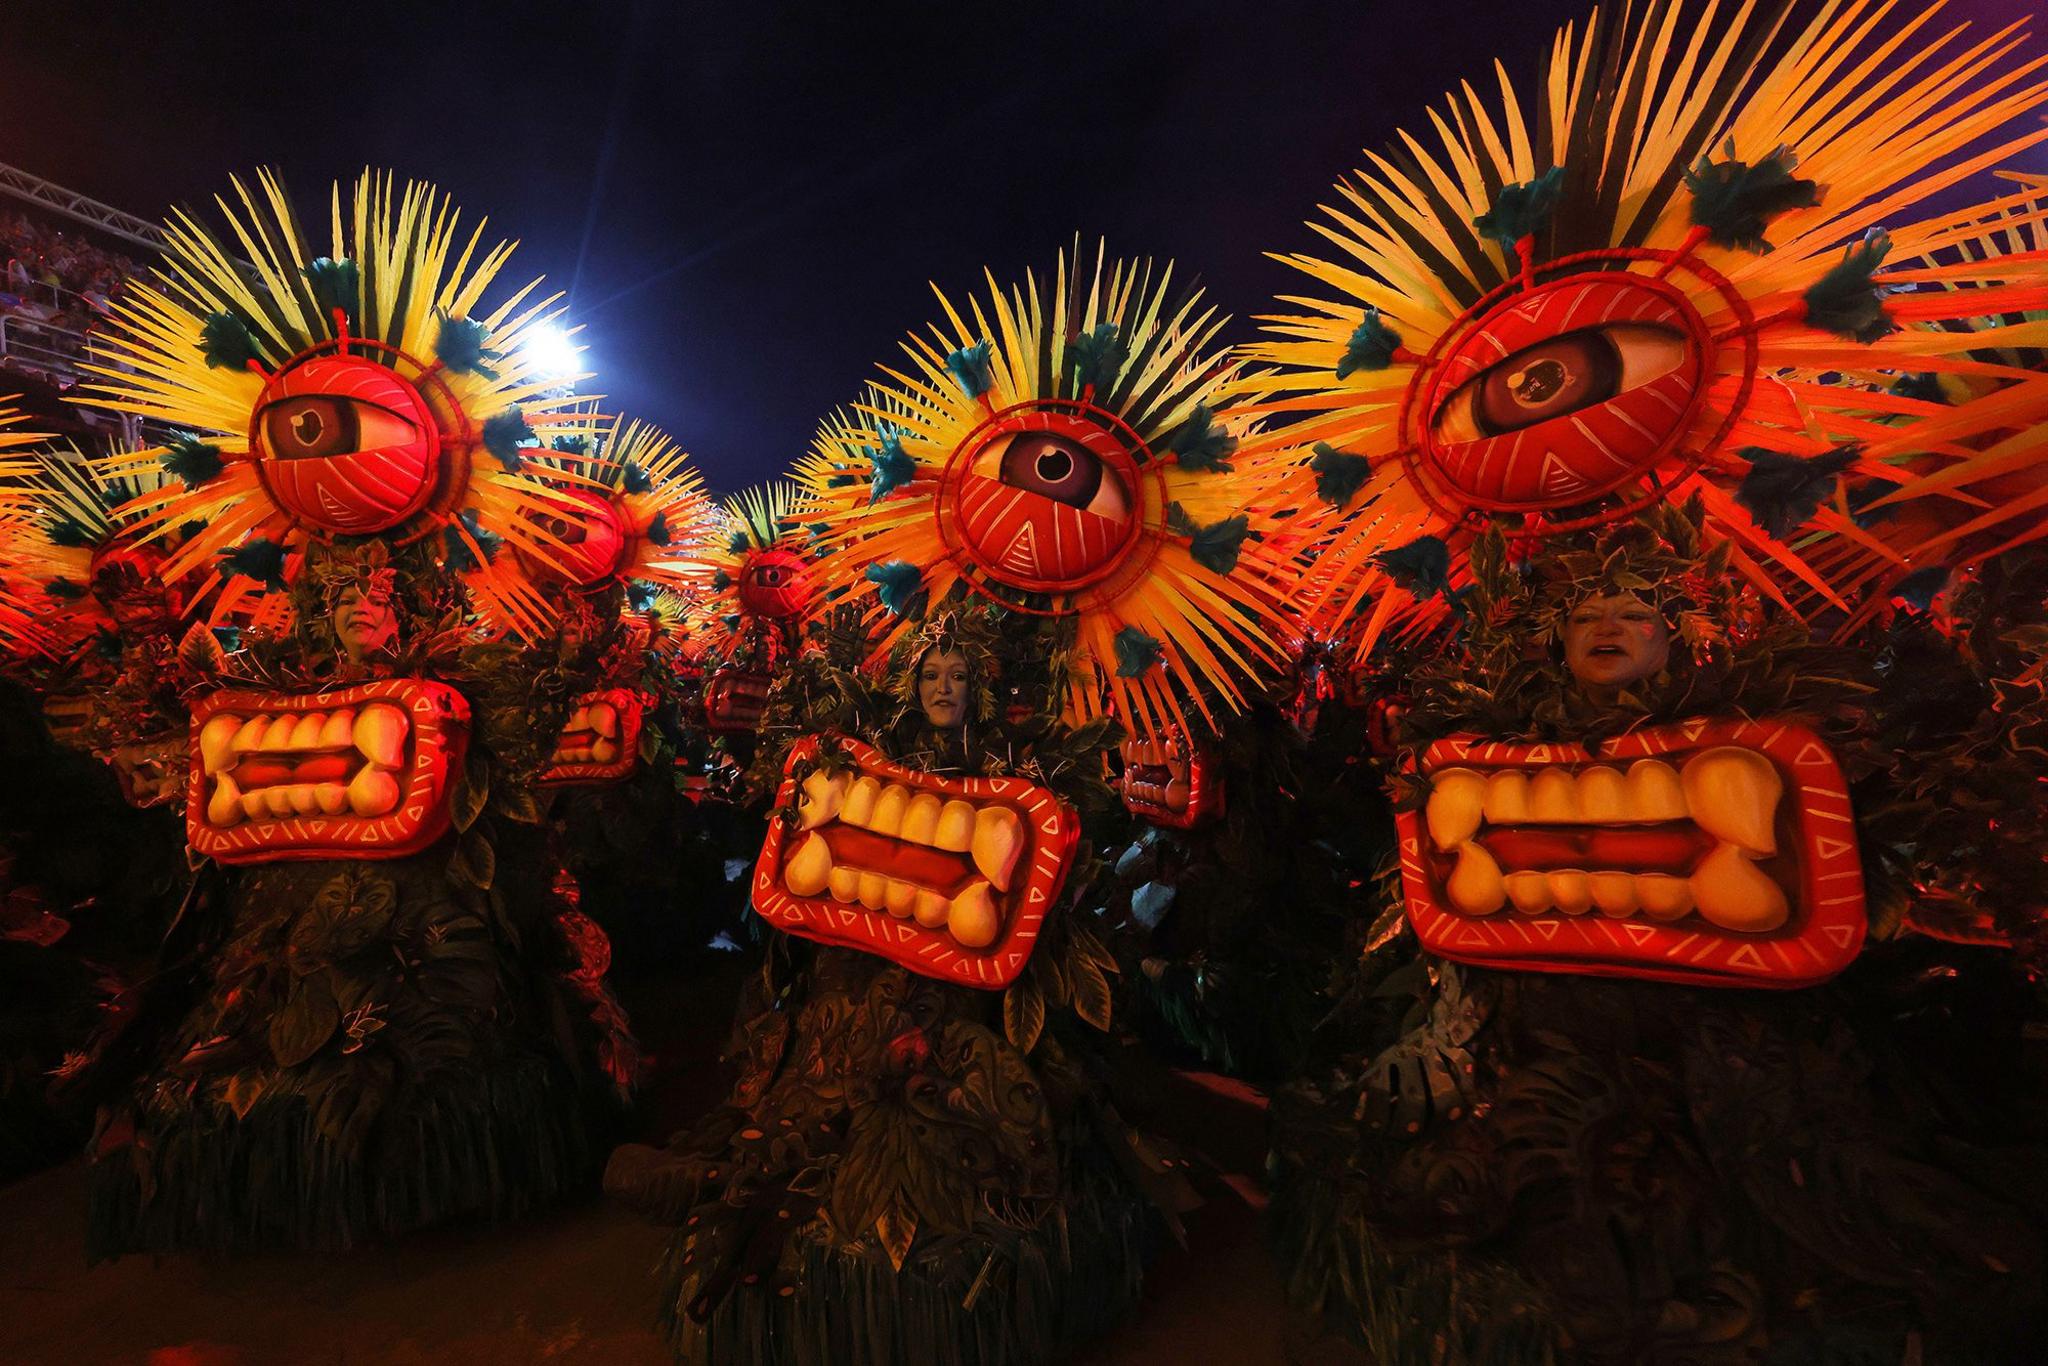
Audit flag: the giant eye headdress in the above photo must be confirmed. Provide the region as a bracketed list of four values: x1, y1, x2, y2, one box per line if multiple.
[1243, 0, 2048, 647]
[661, 481, 820, 660]
[83, 171, 601, 637]
[796, 246, 1300, 739]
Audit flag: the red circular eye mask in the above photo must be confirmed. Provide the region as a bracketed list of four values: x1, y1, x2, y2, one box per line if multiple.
[738, 547, 813, 619]
[249, 354, 443, 534]
[949, 405, 1144, 593]
[1418, 275, 1704, 513]
[524, 489, 628, 588]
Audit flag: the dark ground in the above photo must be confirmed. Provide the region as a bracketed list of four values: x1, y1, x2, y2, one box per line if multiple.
[0, 958, 1371, 1365]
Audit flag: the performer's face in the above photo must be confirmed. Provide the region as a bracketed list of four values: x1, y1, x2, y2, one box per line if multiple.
[917, 649, 970, 730]
[333, 584, 398, 662]
[1563, 592, 1669, 689]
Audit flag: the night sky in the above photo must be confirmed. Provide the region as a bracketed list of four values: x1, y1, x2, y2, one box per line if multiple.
[4, 0, 2038, 491]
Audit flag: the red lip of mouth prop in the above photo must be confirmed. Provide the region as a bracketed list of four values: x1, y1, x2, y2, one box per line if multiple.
[1395, 717, 1866, 988]
[186, 679, 470, 863]
[539, 688, 647, 787]
[751, 736, 1080, 988]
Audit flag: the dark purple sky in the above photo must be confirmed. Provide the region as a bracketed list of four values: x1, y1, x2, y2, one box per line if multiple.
[4, 0, 2039, 490]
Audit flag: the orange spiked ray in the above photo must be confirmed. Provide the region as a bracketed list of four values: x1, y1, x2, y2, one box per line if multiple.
[1242, 0, 2048, 651]
[795, 246, 1304, 741]
[78, 170, 602, 639]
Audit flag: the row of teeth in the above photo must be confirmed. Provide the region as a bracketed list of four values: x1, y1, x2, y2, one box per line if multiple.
[1427, 749, 1787, 934]
[1425, 749, 1781, 855]
[797, 770, 1024, 891]
[1123, 777, 1192, 810]
[1440, 842, 1787, 932]
[551, 739, 623, 765]
[198, 704, 410, 776]
[563, 700, 623, 739]
[782, 837, 1003, 948]
[1120, 739, 1187, 766]
[206, 767, 402, 825]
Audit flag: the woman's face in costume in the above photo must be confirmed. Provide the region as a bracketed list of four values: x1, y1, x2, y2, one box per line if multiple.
[332, 583, 398, 662]
[1563, 592, 1670, 689]
[917, 648, 970, 730]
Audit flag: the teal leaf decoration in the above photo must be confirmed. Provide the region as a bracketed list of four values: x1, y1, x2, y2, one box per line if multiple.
[1170, 404, 1236, 472]
[1113, 625, 1164, 678]
[946, 340, 995, 398]
[220, 537, 289, 593]
[1735, 445, 1859, 539]
[199, 312, 263, 371]
[482, 410, 534, 471]
[1373, 535, 1451, 601]
[1336, 307, 1403, 378]
[1310, 442, 1372, 509]
[867, 434, 915, 504]
[435, 312, 501, 379]
[301, 257, 359, 321]
[1065, 324, 1126, 396]
[1683, 142, 1819, 253]
[1473, 166, 1565, 250]
[550, 434, 590, 455]
[162, 432, 224, 488]
[622, 461, 654, 494]
[865, 560, 925, 616]
[1167, 503, 1249, 575]
[647, 511, 672, 546]
[626, 580, 657, 613]
[45, 576, 88, 601]
[1803, 229, 1893, 343]
[45, 518, 94, 548]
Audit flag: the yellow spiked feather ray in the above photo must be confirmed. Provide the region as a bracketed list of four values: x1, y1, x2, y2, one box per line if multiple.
[1244, 0, 2048, 648]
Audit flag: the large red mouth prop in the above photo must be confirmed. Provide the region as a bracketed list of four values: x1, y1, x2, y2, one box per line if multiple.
[1118, 731, 1223, 829]
[751, 735, 1080, 988]
[539, 688, 646, 786]
[1396, 718, 1865, 988]
[704, 668, 770, 734]
[186, 679, 469, 863]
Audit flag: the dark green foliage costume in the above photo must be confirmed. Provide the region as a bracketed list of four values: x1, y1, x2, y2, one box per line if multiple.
[87, 541, 636, 1256]
[1271, 508, 2048, 1364]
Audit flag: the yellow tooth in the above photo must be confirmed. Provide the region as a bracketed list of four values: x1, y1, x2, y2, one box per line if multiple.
[318, 709, 356, 749]
[1444, 842, 1506, 916]
[935, 800, 976, 852]
[1528, 768, 1579, 823]
[240, 790, 269, 821]
[286, 712, 327, 752]
[1690, 843, 1788, 933]
[287, 784, 320, 816]
[1163, 778, 1191, 811]
[1483, 770, 1531, 823]
[783, 832, 832, 896]
[947, 880, 1001, 948]
[229, 715, 273, 754]
[870, 784, 910, 838]
[1626, 759, 1686, 821]
[901, 792, 942, 847]
[567, 705, 590, 733]
[1680, 748, 1780, 855]
[828, 865, 860, 903]
[1635, 874, 1693, 922]
[590, 738, 619, 764]
[207, 773, 243, 827]
[885, 878, 918, 918]
[1504, 870, 1552, 915]
[857, 871, 888, 910]
[589, 701, 619, 739]
[1548, 870, 1592, 915]
[199, 714, 243, 776]
[798, 770, 849, 829]
[346, 766, 400, 818]
[1424, 768, 1487, 851]
[315, 782, 349, 816]
[1590, 870, 1637, 918]
[842, 776, 881, 828]
[353, 704, 408, 769]
[971, 807, 1024, 892]
[1577, 766, 1628, 823]
[913, 887, 951, 928]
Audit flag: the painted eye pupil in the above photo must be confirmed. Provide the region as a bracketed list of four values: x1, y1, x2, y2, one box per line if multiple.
[998, 432, 1104, 509]
[1035, 449, 1074, 483]
[292, 410, 324, 444]
[1509, 358, 1570, 406]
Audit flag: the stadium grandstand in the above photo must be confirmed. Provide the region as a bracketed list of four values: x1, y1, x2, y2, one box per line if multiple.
[0, 163, 165, 444]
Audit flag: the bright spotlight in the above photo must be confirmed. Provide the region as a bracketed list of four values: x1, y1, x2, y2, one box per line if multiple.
[521, 321, 584, 385]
